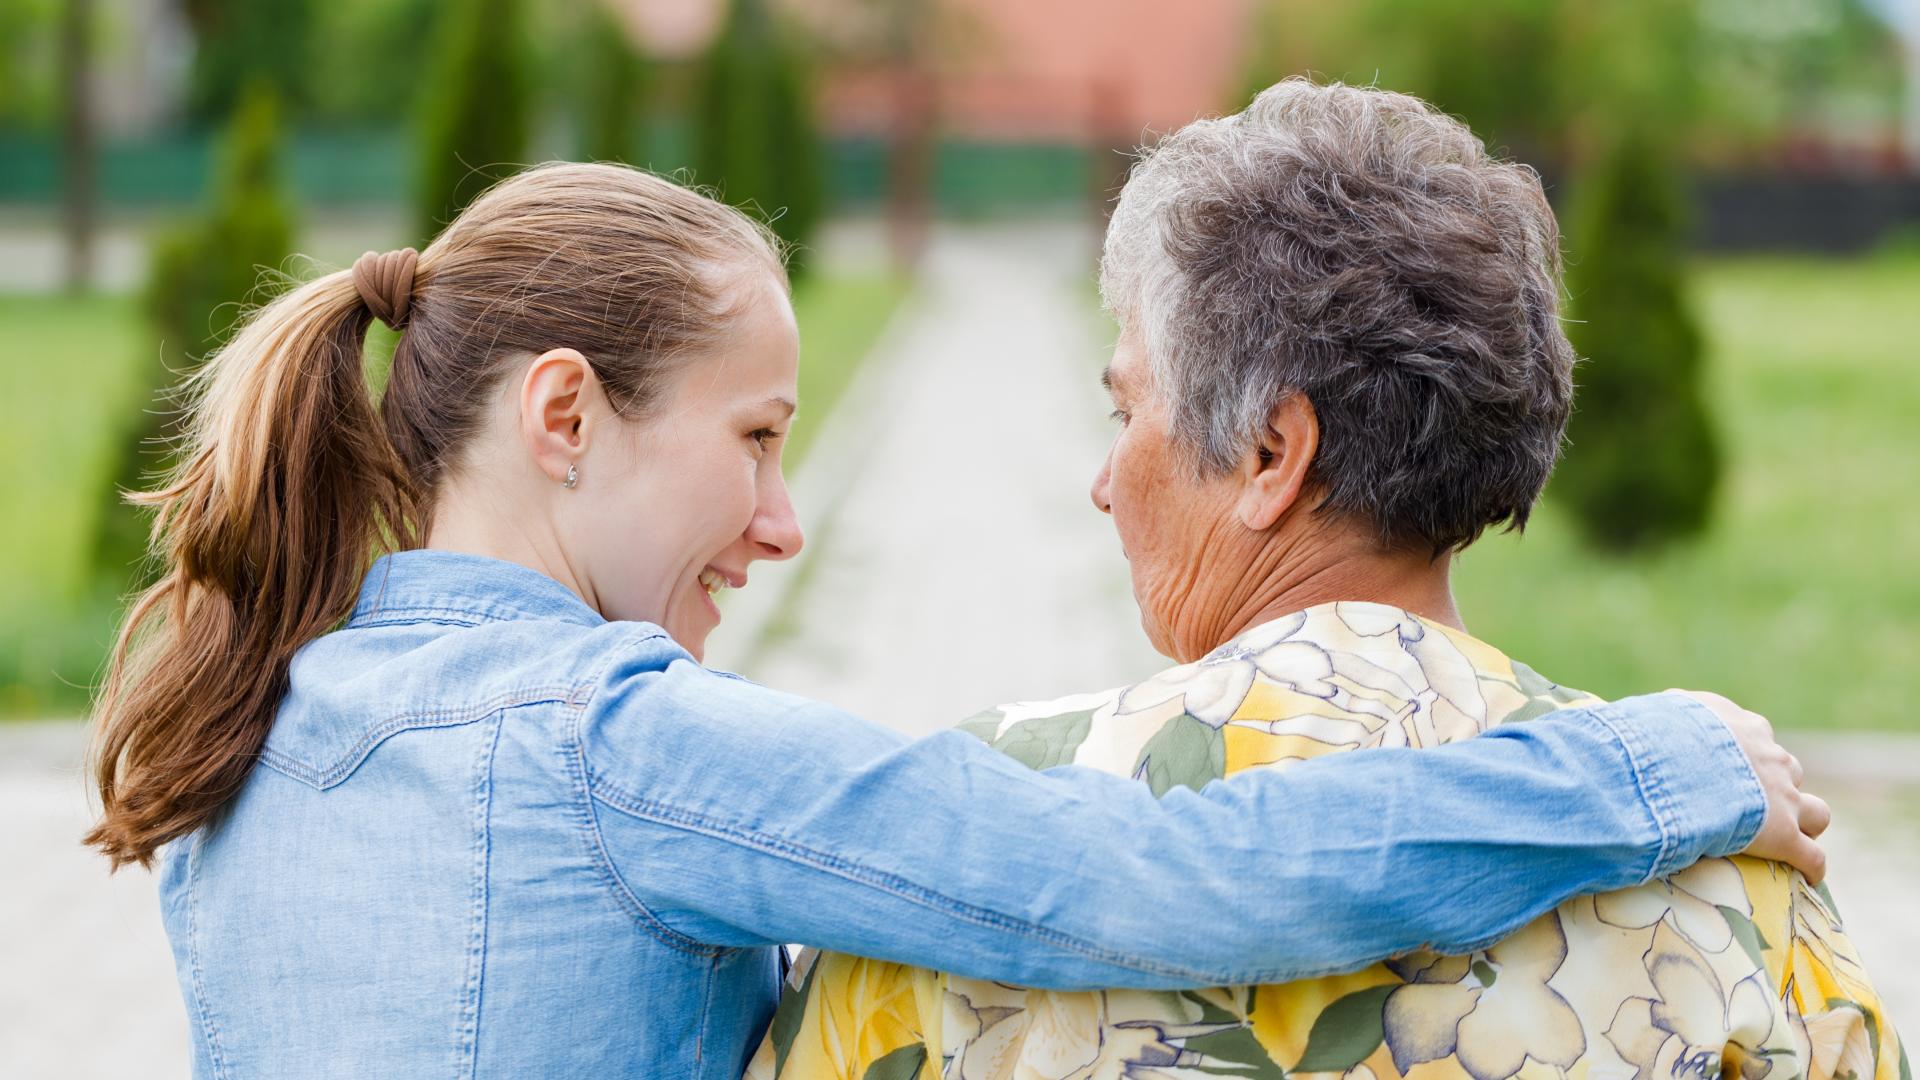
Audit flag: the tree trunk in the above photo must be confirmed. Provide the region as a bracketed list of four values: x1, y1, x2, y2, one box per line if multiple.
[1904, 21, 1920, 170]
[60, 0, 96, 294]
[885, 64, 935, 273]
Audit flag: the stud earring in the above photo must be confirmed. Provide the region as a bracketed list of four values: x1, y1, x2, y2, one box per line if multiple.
[563, 463, 579, 490]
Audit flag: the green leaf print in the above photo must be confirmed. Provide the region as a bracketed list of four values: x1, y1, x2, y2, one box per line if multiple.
[1824, 998, 1883, 1074]
[1471, 960, 1498, 988]
[1897, 1039, 1910, 1080]
[1503, 660, 1595, 725]
[1179, 989, 1244, 1026]
[861, 1043, 928, 1080]
[1181, 1025, 1289, 1079]
[991, 708, 1096, 771]
[1816, 880, 1847, 926]
[1294, 984, 1394, 1073]
[1132, 713, 1227, 798]
[1718, 905, 1772, 969]
[769, 955, 819, 1075]
[955, 708, 1007, 744]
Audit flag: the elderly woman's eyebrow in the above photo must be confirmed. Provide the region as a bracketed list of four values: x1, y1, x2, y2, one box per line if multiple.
[1099, 367, 1121, 396]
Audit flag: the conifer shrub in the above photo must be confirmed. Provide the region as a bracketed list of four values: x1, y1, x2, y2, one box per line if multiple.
[693, 0, 823, 274]
[579, 3, 648, 164]
[98, 86, 296, 589]
[414, 0, 531, 242]
[183, 0, 314, 124]
[1555, 125, 1721, 551]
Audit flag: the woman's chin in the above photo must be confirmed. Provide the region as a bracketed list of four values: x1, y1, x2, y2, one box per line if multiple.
[670, 593, 723, 662]
[671, 623, 710, 663]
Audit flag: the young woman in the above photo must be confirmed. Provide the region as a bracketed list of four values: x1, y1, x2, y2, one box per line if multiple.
[87, 163, 1818, 1079]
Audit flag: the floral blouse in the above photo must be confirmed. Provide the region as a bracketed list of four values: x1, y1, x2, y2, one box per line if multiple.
[745, 602, 1903, 1080]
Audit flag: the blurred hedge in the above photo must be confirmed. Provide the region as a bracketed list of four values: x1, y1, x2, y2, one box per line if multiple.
[577, 3, 648, 164]
[1556, 124, 1722, 550]
[413, 0, 530, 244]
[95, 85, 296, 591]
[694, 0, 824, 273]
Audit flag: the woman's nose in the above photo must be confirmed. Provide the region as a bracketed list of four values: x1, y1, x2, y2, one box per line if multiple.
[1090, 454, 1113, 515]
[750, 479, 805, 561]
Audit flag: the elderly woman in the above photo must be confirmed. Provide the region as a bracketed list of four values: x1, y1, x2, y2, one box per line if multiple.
[748, 80, 1898, 1080]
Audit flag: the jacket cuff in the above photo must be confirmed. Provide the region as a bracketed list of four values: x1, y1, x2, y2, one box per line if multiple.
[1586, 691, 1769, 881]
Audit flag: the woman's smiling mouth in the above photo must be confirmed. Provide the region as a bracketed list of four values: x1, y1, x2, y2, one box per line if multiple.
[697, 566, 746, 622]
[698, 567, 735, 596]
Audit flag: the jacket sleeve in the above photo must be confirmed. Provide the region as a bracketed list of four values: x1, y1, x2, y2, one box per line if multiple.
[575, 642, 1765, 988]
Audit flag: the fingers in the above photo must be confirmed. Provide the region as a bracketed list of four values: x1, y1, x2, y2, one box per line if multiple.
[1787, 832, 1828, 885]
[1800, 792, 1832, 840]
[1682, 688, 1835, 884]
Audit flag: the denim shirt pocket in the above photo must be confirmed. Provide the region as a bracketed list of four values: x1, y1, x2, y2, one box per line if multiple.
[259, 688, 571, 790]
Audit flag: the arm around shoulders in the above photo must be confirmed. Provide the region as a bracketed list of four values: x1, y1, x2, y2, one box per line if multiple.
[574, 638, 1768, 987]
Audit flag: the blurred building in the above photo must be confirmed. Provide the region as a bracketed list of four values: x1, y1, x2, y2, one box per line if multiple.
[7, 0, 1915, 247]
[625, 0, 1257, 143]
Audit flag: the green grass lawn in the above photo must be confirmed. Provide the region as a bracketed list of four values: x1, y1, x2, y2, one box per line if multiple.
[1453, 251, 1920, 731]
[0, 292, 153, 717]
[788, 273, 912, 465]
[0, 271, 907, 718]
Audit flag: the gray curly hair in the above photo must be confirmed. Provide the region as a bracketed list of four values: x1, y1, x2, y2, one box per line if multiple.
[1099, 78, 1576, 555]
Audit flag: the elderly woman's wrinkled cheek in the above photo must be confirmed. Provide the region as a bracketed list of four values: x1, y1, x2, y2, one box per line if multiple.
[1140, 512, 1263, 661]
[1111, 440, 1252, 661]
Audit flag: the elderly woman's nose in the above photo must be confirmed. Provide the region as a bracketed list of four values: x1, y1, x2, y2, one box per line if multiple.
[1090, 455, 1114, 515]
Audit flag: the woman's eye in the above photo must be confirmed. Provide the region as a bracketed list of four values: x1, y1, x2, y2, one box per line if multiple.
[750, 428, 785, 451]
[1108, 408, 1131, 426]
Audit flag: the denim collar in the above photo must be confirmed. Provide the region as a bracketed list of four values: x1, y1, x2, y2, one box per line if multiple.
[347, 549, 607, 629]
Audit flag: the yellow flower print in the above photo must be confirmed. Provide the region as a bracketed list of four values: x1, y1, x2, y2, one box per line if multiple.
[1326, 603, 1489, 745]
[1792, 993, 1875, 1080]
[1381, 916, 1584, 1080]
[1595, 857, 1753, 954]
[1380, 954, 1481, 1070]
[1450, 916, 1586, 1080]
[1117, 611, 1333, 728]
[944, 980, 1029, 1077]
[1604, 922, 1781, 1080]
[999, 992, 1102, 1078]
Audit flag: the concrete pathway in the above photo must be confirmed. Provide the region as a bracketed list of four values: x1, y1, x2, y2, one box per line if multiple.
[706, 221, 1164, 725]
[0, 724, 189, 1079]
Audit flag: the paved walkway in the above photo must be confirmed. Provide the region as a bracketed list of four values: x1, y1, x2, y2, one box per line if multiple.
[0, 724, 189, 1078]
[706, 222, 1164, 723]
[3, 224, 1913, 1076]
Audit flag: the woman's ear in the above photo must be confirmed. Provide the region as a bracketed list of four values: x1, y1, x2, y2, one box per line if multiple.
[1235, 393, 1319, 531]
[519, 348, 598, 485]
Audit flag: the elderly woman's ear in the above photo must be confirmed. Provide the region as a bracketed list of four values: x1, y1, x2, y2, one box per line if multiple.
[1235, 393, 1320, 532]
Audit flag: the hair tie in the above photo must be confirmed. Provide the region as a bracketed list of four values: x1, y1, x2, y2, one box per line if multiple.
[351, 247, 420, 330]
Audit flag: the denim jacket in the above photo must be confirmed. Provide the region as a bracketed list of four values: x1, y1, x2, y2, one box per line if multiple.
[156, 549, 1765, 1079]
